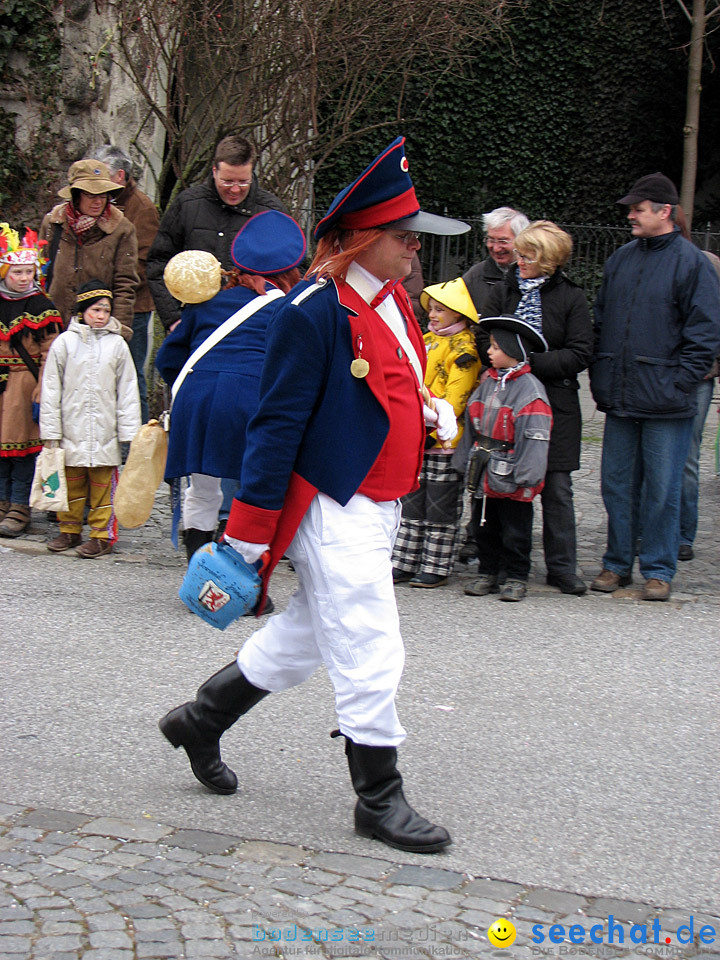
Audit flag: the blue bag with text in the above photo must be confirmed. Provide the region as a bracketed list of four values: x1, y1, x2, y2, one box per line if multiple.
[179, 541, 263, 629]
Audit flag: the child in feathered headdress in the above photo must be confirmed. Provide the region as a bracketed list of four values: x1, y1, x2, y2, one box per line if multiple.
[0, 223, 63, 537]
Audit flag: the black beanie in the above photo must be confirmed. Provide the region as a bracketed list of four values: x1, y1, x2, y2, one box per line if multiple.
[76, 279, 113, 314]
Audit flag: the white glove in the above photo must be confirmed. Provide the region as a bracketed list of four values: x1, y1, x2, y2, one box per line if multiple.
[433, 397, 458, 442]
[423, 404, 439, 427]
[224, 535, 270, 565]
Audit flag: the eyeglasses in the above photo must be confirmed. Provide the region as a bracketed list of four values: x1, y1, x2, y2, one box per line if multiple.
[388, 231, 421, 245]
[485, 237, 513, 247]
[215, 177, 252, 188]
[513, 250, 538, 264]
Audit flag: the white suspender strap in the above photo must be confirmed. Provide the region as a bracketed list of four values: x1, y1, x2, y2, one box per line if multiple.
[170, 289, 284, 406]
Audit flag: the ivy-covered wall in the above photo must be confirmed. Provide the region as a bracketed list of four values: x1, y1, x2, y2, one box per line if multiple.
[3, 0, 719, 229]
[0, 0, 61, 215]
[315, 0, 720, 227]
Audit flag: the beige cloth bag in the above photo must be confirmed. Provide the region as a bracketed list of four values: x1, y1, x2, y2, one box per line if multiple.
[30, 446, 69, 512]
[114, 420, 168, 528]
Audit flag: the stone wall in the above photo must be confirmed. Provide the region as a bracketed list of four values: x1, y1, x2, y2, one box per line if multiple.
[0, 0, 165, 226]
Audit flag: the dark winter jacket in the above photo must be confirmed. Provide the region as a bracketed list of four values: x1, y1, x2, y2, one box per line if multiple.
[462, 256, 510, 316]
[483, 267, 593, 472]
[590, 229, 720, 419]
[147, 174, 288, 330]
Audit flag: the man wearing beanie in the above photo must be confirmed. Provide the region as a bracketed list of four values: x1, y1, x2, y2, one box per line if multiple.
[159, 137, 469, 854]
[589, 172, 720, 601]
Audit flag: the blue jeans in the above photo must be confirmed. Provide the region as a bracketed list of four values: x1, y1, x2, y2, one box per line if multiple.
[218, 477, 240, 523]
[129, 311, 153, 423]
[679, 378, 714, 546]
[601, 413, 693, 582]
[0, 454, 37, 505]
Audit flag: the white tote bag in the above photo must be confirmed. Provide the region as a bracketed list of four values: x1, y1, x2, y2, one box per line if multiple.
[29, 446, 69, 512]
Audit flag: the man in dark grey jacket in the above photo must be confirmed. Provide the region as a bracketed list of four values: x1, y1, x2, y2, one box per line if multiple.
[589, 172, 720, 601]
[147, 136, 288, 332]
[462, 205, 529, 315]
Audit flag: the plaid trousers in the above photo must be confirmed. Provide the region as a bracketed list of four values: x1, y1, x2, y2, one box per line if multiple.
[392, 451, 464, 576]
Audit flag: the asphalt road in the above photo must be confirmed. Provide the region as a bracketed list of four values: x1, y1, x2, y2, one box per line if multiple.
[3, 547, 718, 915]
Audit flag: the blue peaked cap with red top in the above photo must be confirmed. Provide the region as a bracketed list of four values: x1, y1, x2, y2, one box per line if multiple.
[314, 137, 469, 240]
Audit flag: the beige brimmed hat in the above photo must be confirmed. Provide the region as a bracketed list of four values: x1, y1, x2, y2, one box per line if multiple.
[420, 278, 478, 323]
[58, 159, 122, 199]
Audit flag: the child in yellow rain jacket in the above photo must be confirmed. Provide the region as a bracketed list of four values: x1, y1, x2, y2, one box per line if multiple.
[392, 277, 481, 587]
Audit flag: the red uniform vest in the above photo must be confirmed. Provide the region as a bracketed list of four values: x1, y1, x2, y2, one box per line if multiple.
[355, 291, 425, 501]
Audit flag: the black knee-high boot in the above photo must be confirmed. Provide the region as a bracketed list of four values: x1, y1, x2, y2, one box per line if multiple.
[340, 736, 451, 853]
[159, 662, 268, 794]
[183, 528, 215, 563]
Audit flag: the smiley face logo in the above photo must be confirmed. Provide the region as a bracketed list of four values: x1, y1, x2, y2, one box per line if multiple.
[488, 918, 517, 948]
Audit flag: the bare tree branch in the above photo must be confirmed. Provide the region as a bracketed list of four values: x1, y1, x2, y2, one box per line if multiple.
[110, 0, 524, 220]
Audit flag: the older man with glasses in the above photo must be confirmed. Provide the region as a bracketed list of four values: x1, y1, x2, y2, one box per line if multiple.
[462, 206, 530, 316]
[147, 135, 288, 334]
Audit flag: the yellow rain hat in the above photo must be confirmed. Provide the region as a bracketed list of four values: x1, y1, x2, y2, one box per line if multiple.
[420, 277, 478, 323]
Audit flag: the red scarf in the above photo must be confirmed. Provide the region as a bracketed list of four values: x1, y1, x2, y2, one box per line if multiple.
[65, 200, 111, 240]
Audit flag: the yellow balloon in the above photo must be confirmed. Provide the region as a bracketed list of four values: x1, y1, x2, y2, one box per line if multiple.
[163, 250, 222, 304]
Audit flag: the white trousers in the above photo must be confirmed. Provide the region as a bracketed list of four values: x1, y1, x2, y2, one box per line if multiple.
[183, 474, 223, 531]
[237, 493, 407, 746]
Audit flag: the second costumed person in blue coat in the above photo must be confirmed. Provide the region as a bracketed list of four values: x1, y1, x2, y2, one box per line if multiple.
[155, 210, 306, 565]
[159, 138, 469, 854]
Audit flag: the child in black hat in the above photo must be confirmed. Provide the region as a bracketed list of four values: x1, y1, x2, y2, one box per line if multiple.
[453, 315, 552, 601]
[40, 280, 141, 557]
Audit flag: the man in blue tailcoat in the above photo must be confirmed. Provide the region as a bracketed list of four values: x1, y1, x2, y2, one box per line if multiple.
[160, 137, 469, 854]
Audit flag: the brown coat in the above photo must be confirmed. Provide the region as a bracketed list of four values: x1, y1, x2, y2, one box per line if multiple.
[0, 291, 62, 457]
[114, 179, 160, 313]
[39, 202, 139, 340]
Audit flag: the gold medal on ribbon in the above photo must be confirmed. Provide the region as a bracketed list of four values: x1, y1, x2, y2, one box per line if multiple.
[351, 335, 370, 378]
[351, 357, 370, 378]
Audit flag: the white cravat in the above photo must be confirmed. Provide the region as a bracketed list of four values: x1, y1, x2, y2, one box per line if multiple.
[345, 261, 423, 386]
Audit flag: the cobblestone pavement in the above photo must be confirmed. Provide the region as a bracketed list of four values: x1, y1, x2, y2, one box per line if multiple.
[2, 381, 719, 958]
[2, 802, 719, 960]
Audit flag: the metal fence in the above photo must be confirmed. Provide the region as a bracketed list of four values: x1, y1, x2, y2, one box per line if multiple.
[418, 219, 720, 301]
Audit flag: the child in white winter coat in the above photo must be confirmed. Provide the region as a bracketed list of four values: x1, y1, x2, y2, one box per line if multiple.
[40, 280, 141, 557]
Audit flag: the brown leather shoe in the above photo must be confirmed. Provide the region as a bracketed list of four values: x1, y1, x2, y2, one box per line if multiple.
[76, 538, 113, 559]
[642, 578, 671, 601]
[0, 503, 31, 538]
[591, 569, 632, 592]
[47, 532, 82, 553]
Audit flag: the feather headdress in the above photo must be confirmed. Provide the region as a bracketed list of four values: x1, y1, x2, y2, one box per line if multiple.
[0, 223, 48, 272]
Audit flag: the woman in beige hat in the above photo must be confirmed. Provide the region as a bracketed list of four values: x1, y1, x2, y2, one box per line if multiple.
[39, 159, 139, 341]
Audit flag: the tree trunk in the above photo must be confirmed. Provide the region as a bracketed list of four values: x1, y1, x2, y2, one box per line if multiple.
[680, 0, 706, 229]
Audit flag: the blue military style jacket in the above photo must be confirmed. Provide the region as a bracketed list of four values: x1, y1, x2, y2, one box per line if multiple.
[226, 275, 427, 583]
[155, 285, 286, 481]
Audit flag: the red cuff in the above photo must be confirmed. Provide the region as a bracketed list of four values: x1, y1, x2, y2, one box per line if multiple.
[226, 499, 281, 544]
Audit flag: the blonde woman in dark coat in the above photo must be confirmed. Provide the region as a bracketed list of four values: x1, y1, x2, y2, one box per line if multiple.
[480, 220, 593, 595]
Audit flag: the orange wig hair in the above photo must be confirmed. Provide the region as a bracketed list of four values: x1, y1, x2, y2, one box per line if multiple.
[306, 228, 384, 281]
[223, 268, 302, 295]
